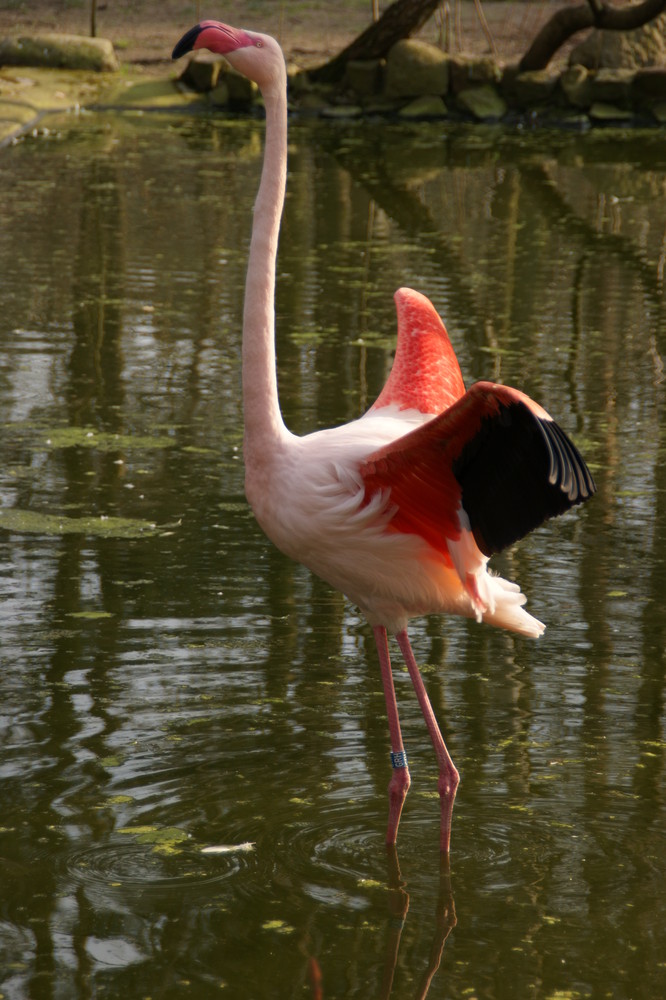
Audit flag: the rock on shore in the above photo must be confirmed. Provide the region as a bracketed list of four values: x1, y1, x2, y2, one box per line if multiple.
[0, 33, 118, 72]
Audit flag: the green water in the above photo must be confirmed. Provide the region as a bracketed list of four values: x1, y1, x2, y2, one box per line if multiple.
[1, 112, 665, 999]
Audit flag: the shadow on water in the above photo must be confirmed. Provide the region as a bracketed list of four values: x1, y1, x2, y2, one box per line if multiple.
[0, 112, 665, 998]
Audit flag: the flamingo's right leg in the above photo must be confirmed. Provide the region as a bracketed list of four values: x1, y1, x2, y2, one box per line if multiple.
[373, 625, 411, 845]
[396, 629, 459, 854]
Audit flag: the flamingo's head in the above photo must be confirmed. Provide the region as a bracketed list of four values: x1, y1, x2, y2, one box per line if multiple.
[172, 20, 283, 91]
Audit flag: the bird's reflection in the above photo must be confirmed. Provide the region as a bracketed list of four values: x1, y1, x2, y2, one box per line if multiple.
[308, 847, 456, 999]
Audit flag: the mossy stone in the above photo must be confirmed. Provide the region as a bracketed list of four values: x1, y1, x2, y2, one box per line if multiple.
[398, 94, 447, 118]
[457, 85, 507, 121]
[385, 39, 449, 98]
[0, 33, 118, 72]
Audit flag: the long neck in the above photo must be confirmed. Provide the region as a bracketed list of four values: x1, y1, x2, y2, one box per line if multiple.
[242, 65, 289, 467]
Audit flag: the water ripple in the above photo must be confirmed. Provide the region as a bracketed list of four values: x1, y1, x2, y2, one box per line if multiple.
[61, 835, 264, 901]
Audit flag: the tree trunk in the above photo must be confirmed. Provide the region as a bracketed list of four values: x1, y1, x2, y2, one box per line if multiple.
[309, 0, 441, 83]
[519, 0, 666, 72]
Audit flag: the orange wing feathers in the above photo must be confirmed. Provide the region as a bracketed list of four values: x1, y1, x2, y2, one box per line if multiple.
[362, 382, 595, 558]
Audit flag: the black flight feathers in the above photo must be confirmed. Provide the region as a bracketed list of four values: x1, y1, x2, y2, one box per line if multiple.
[452, 399, 595, 557]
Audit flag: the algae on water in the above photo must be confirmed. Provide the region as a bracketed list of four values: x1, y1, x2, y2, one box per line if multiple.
[0, 508, 159, 538]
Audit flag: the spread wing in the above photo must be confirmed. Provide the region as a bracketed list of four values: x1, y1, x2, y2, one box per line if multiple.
[360, 381, 595, 558]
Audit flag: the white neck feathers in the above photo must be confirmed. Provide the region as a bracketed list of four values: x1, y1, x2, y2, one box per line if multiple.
[242, 67, 289, 468]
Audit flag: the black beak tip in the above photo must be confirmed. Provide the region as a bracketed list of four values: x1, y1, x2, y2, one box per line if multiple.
[172, 23, 203, 61]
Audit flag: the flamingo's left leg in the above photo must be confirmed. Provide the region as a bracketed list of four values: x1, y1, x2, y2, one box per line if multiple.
[373, 625, 411, 845]
[395, 629, 459, 854]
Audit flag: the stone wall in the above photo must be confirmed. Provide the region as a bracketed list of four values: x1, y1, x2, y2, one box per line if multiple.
[325, 42, 666, 125]
[179, 36, 666, 128]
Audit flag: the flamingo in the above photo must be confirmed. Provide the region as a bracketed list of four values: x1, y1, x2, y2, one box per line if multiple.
[172, 21, 595, 854]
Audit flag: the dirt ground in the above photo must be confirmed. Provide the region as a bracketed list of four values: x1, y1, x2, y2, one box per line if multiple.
[0, 1, 579, 71]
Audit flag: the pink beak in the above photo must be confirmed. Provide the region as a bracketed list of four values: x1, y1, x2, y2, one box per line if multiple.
[172, 20, 254, 60]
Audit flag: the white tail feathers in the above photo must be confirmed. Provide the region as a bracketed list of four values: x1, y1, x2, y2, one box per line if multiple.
[448, 505, 545, 638]
[481, 574, 545, 638]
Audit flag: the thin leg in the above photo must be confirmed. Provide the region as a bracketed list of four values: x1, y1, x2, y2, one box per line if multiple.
[373, 625, 411, 845]
[396, 629, 459, 854]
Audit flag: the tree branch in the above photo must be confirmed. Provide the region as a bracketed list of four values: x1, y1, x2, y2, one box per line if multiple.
[519, 0, 666, 72]
[308, 0, 441, 83]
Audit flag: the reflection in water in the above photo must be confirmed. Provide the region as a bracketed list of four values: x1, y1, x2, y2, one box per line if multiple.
[0, 115, 665, 998]
[306, 848, 456, 1000]
[307, 845, 457, 1000]
[382, 848, 456, 1000]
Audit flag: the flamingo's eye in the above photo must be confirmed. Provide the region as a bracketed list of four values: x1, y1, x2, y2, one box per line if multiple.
[255, 40, 263, 48]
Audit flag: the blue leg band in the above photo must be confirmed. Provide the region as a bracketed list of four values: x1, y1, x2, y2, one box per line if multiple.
[390, 750, 408, 769]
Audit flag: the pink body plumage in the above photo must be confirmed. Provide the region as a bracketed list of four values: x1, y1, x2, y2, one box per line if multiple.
[172, 22, 595, 853]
